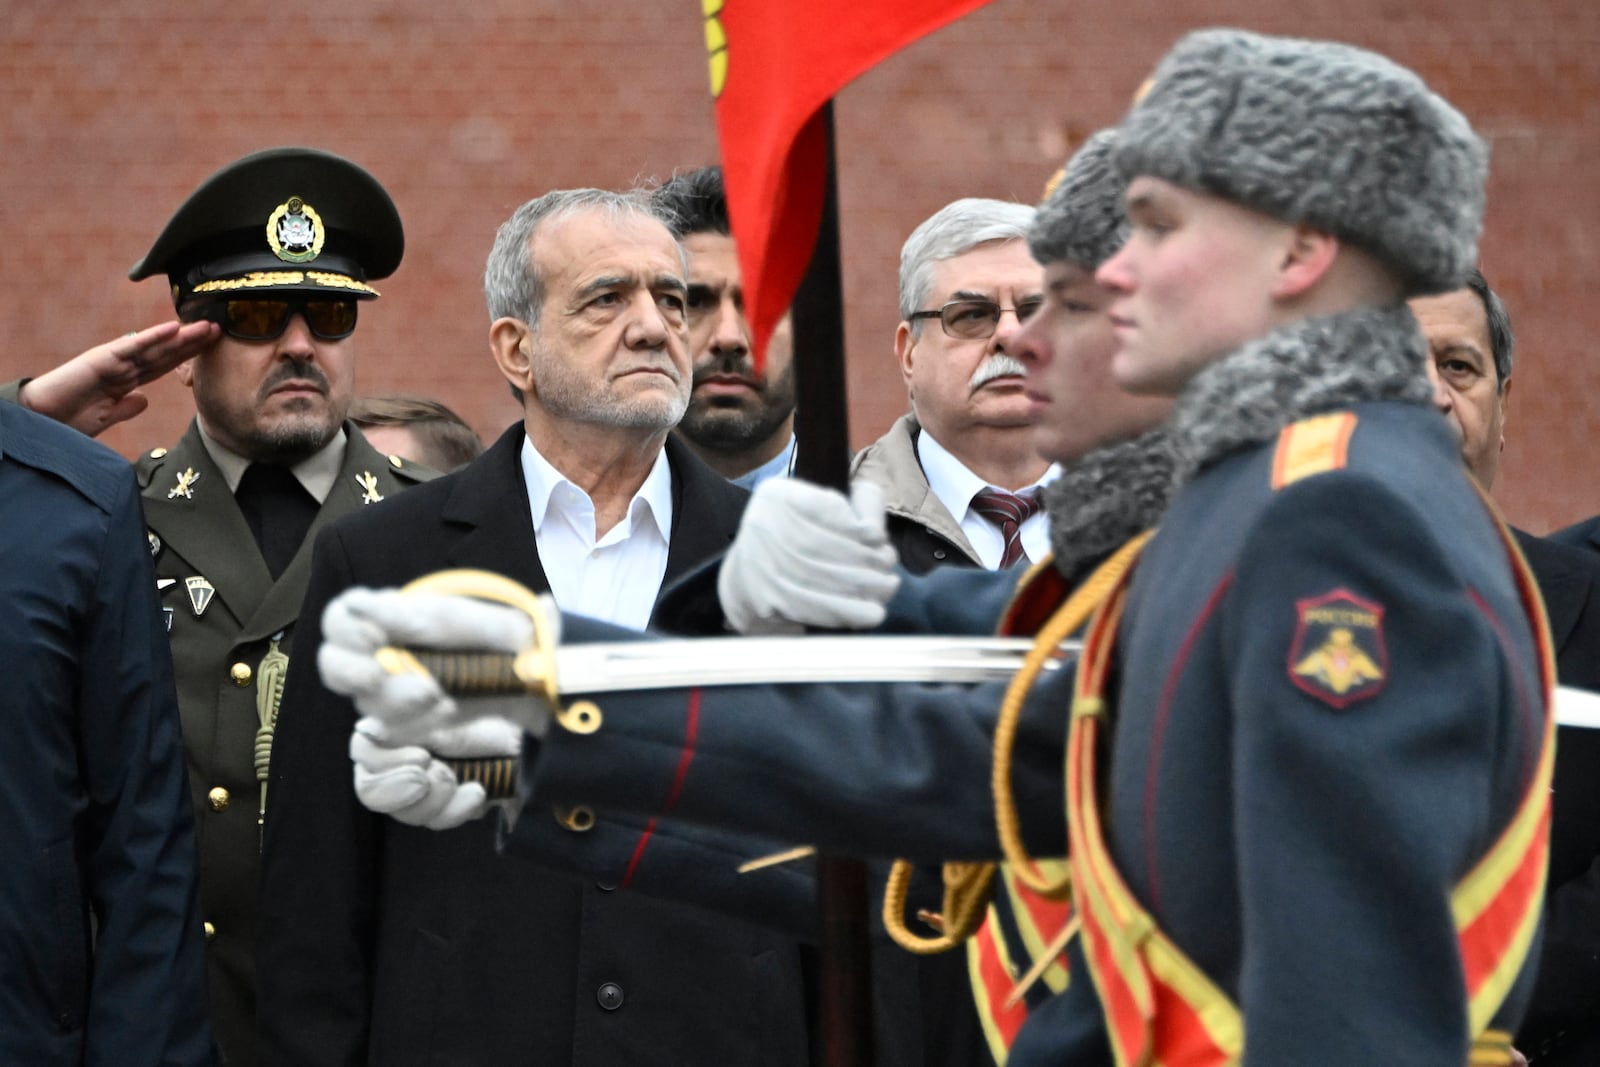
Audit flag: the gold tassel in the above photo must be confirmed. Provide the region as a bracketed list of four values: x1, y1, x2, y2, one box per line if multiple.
[255, 635, 289, 847]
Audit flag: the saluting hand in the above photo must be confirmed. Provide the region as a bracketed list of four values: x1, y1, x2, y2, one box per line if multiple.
[18, 320, 220, 437]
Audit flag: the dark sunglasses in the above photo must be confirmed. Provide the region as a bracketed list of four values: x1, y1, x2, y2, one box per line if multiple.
[909, 297, 1044, 340]
[188, 296, 359, 341]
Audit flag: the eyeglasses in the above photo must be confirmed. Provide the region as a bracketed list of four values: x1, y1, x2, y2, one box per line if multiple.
[908, 297, 1043, 340]
[188, 297, 359, 342]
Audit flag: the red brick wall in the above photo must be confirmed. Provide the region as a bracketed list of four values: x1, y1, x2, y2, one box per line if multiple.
[3, 0, 1595, 532]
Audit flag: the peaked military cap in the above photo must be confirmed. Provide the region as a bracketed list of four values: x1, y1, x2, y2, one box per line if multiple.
[130, 146, 403, 306]
[1115, 29, 1486, 296]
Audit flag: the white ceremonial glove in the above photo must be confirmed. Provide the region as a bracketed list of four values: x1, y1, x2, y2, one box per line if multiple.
[350, 716, 523, 831]
[319, 587, 558, 744]
[719, 478, 901, 634]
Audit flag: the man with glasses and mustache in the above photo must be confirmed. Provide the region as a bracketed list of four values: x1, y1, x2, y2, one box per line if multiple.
[855, 198, 1057, 573]
[1, 147, 432, 1067]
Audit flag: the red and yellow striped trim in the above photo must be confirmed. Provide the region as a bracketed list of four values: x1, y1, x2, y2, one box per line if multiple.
[1270, 412, 1357, 490]
[1062, 492, 1556, 1067]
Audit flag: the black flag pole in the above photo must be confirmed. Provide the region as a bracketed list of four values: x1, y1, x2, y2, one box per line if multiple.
[787, 99, 875, 1066]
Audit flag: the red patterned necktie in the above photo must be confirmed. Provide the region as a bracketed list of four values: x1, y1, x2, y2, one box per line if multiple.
[970, 487, 1042, 569]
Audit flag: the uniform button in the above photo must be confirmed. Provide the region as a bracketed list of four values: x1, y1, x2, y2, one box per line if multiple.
[596, 880, 616, 892]
[149, 447, 169, 459]
[932, 548, 947, 560]
[208, 787, 231, 812]
[204, 921, 216, 942]
[389, 454, 404, 468]
[596, 982, 624, 1011]
[230, 662, 253, 686]
[555, 806, 595, 832]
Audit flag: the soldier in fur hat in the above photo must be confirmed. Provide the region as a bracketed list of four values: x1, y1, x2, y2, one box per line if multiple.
[1022, 29, 1544, 1066]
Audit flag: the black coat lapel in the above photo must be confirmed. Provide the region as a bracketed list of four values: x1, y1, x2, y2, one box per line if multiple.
[440, 423, 551, 593]
[657, 434, 749, 603]
[1515, 528, 1592, 666]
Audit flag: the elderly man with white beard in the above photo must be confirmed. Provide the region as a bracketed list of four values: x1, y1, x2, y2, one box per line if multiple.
[851, 198, 1055, 573]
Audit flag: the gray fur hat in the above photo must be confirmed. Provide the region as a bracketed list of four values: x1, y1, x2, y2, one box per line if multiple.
[1029, 129, 1128, 270]
[1115, 29, 1487, 296]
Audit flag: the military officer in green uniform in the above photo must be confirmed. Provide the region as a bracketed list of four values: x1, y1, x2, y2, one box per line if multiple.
[5, 147, 433, 1067]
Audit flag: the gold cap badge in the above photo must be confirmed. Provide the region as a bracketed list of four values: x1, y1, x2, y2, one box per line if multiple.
[266, 196, 325, 264]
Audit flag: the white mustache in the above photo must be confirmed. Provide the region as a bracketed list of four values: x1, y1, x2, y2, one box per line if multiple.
[969, 354, 1027, 391]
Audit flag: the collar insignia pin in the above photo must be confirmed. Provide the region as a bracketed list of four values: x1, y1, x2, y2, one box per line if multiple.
[168, 468, 201, 500]
[148, 531, 162, 557]
[185, 576, 216, 618]
[357, 471, 384, 505]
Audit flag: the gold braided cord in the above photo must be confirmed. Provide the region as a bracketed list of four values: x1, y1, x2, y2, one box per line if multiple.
[883, 533, 1155, 955]
[882, 859, 996, 954]
[255, 638, 290, 848]
[993, 532, 1153, 895]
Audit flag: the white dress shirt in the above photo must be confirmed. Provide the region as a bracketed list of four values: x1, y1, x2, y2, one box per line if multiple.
[520, 436, 673, 630]
[917, 429, 1057, 570]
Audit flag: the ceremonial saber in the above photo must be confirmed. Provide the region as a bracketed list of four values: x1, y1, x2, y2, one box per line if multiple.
[387, 631, 1597, 729]
[1558, 686, 1600, 730]
[395, 634, 1077, 700]
[400, 621, 1600, 806]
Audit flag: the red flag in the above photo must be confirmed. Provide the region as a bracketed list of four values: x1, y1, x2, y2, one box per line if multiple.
[703, 0, 993, 368]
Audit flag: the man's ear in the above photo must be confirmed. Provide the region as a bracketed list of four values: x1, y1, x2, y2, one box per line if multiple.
[1271, 225, 1341, 299]
[489, 318, 534, 396]
[894, 321, 917, 394]
[175, 359, 195, 389]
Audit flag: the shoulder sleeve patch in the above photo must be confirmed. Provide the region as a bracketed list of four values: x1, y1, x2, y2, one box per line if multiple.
[1271, 412, 1357, 490]
[1288, 588, 1388, 708]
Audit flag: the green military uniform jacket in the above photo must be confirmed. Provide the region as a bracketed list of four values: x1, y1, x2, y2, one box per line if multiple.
[137, 420, 433, 1067]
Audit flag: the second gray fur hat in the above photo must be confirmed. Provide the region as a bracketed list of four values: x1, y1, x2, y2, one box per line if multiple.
[1115, 28, 1487, 296]
[1029, 129, 1128, 271]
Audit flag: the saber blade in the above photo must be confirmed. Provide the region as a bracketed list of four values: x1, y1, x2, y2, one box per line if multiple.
[399, 634, 1078, 698]
[555, 634, 1074, 694]
[396, 636, 1600, 731]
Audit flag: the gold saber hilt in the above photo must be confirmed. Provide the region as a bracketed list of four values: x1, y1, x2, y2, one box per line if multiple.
[442, 756, 521, 800]
[406, 651, 527, 696]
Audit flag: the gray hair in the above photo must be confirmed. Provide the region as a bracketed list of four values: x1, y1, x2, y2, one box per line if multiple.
[898, 198, 1037, 329]
[1464, 268, 1514, 386]
[483, 188, 680, 326]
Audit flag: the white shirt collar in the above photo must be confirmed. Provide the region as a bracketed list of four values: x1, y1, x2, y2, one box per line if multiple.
[520, 434, 674, 544]
[915, 427, 1058, 521]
